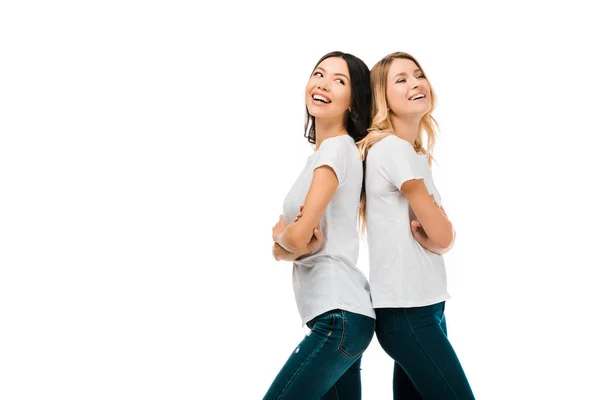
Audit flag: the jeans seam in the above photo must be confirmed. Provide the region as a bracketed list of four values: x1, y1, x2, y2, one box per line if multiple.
[337, 310, 352, 358]
[338, 311, 371, 359]
[377, 309, 398, 344]
[334, 383, 340, 400]
[403, 308, 459, 400]
[275, 322, 332, 399]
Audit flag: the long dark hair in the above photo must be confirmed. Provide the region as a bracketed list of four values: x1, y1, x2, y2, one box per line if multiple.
[304, 51, 372, 144]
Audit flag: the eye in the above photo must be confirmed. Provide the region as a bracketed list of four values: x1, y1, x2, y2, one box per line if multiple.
[417, 74, 426, 79]
[396, 78, 406, 84]
[313, 71, 323, 77]
[335, 78, 345, 85]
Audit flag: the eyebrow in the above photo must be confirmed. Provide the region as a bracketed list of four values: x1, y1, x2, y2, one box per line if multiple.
[393, 69, 424, 79]
[315, 66, 350, 82]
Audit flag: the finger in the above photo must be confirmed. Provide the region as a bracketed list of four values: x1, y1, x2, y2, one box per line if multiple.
[300, 205, 304, 212]
[410, 220, 419, 234]
[412, 231, 425, 244]
[313, 228, 323, 243]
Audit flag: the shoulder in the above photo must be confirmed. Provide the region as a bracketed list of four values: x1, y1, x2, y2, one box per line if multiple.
[319, 135, 359, 158]
[368, 134, 415, 159]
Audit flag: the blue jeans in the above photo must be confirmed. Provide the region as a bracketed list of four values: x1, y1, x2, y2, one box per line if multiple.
[263, 309, 375, 400]
[375, 302, 475, 399]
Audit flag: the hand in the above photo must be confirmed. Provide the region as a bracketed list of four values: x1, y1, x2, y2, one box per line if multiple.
[306, 226, 323, 253]
[411, 219, 429, 239]
[294, 205, 304, 222]
[295, 226, 323, 260]
[411, 220, 443, 255]
[272, 226, 323, 261]
[272, 215, 287, 242]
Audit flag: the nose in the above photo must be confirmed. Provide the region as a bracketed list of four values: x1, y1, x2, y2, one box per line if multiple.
[317, 81, 329, 92]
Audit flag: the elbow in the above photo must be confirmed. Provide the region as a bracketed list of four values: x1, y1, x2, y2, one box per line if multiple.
[283, 230, 307, 254]
[432, 224, 455, 250]
[436, 234, 453, 250]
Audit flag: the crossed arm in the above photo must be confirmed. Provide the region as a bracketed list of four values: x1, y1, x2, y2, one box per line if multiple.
[271, 165, 338, 261]
[404, 179, 455, 255]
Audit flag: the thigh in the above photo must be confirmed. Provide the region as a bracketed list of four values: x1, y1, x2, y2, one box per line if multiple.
[393, 362, 422, 400]
[321, 311, 375, 400]
[375, 309, 421, 400]
[321, 356, 363, 400]
[376, 303, 475, 400]
[264, 310, 374, 400]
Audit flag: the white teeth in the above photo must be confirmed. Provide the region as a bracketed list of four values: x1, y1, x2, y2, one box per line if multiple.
[410, 93, 425, 101]
[312, 94, 330, 103]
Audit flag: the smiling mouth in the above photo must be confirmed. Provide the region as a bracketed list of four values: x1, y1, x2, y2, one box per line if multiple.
[409, 93, 426, 101]
[312, 94, 331, 104]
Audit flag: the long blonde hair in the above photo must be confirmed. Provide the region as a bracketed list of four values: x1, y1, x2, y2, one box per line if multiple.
[357, 52, 439, 234]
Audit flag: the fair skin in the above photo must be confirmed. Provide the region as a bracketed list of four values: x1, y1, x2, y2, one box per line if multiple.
[271, 56, 352, 261]
[386, 58, 455, 254]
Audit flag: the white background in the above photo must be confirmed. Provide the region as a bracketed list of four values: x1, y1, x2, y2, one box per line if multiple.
[1, 1, 599, 399]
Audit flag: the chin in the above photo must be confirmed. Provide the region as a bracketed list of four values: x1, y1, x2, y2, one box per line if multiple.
[414, 104, 432, 115]
[307, 108, 329, 119]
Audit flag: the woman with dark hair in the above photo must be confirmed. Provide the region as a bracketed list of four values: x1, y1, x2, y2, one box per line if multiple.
[264, 52, 375, 399]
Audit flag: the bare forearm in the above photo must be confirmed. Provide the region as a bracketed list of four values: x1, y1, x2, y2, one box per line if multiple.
[274, 224, 313, 255]
[407, 197, 453, 248]
[403, 183, 453, 248]
[272, 243, 302, 261]
[410, 203, 455, 253]
[424, 235, 454, 254]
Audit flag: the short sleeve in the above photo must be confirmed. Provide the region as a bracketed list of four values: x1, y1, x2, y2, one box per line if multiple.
[377, 136, 423, 189]
[312, 137, 351, 185]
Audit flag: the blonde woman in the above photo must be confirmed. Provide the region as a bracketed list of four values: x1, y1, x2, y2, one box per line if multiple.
[357, 52, 475, 399]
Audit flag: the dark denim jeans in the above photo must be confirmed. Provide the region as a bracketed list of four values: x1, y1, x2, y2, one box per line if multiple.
[263, 309, 375, 400]
[375, 302, 475, 399]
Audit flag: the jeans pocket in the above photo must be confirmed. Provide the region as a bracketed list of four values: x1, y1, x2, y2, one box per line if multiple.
[337, 310, 376, 359]
[307, 310, 337, 336]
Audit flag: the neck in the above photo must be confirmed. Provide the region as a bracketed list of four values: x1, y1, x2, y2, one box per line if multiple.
[390, 114, 421, 146]
[315, 118, 347, 150]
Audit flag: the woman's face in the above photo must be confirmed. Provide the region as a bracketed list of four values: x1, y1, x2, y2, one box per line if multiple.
[305, 57, 352, 121]
[386, 58, 431, 119]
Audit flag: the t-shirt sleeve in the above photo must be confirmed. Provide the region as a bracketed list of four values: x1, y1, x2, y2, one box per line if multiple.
[312, 138, 350, 185]
[378, 137, 423, 189]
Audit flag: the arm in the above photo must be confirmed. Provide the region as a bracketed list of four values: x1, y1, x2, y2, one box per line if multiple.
[273, 166, 338, 254]
[409, 203, 455, 255]
[272, 243, 302, 261]
[402, 180, 455, 250]
[272, 215, 323, 261]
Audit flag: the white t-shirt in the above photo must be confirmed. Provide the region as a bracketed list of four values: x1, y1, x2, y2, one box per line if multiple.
[365, 134, 451, 308]
[282, 134, 375, 325]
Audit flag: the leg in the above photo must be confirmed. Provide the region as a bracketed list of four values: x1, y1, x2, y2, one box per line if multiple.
[321, 356, 363, 400]
[264, 310, 374, 400]
[375, 303, 475, 400]
[375, 308, 422, 399]
[393, 362, 422, 400]
[440, 309, 447, 337]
